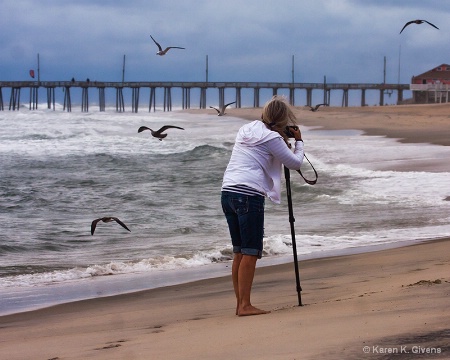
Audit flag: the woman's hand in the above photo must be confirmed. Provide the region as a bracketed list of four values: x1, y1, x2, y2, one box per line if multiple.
[291, 127, 302, 141]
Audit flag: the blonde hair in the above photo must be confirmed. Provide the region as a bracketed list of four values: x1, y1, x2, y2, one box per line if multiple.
[261, 95, 298, 144]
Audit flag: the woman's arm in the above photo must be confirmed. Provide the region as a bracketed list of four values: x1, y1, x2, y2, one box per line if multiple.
[266, 137, 304, 170]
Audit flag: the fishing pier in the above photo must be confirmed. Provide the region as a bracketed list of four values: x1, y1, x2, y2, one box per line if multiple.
[0, 80, 409, 112]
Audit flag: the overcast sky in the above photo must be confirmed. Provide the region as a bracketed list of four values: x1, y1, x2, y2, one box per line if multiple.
[1, 0, 449, 103]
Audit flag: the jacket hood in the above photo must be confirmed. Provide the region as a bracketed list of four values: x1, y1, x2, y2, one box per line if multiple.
[236, 120, 280, 145]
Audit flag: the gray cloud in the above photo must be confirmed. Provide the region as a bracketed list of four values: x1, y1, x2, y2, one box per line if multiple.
[0, 0, 448, 101]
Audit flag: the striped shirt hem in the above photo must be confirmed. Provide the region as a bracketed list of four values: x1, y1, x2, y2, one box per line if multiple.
[222, 184, 265, 197]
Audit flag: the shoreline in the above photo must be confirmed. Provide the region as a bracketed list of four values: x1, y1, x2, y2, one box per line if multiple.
[0, 236, 434, 317]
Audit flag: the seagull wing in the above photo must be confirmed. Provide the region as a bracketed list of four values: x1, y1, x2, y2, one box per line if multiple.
[210, 106, 220, 113]
[164, 47, 185, 51]
[158, 125, 185, 132]
[138, 126, 152, 133]
[91, 218, 101, 235]
[112, 217, 131, 232]
[424, 20, 439, 30]
[400, 21, 414, 34]
[150, 35, 163, 51]
[224, 101, 236, 108]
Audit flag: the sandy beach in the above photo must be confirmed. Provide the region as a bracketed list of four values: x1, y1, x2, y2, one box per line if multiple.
[222, 103, 450, 147]
[1, 104, 450, 359]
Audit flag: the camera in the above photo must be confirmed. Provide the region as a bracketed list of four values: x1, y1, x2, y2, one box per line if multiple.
[284, 126, 299, 138]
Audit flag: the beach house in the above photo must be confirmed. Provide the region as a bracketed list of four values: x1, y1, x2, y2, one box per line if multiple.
[410, 63, 450, 103]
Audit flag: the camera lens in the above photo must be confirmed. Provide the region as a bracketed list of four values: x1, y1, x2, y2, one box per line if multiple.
[284, 126, 297, 138]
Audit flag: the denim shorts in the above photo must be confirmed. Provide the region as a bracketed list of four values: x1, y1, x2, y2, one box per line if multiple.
[221, 191, 265, 258]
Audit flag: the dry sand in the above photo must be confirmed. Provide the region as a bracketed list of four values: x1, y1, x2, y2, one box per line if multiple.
[191, 103, 450, 172]
[223, 103, 450, 147]
[1, 239, 448, 359]
[1, 104, 449, 359]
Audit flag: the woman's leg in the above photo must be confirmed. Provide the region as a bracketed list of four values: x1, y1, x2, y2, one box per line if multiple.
[237, 254, 270, 316]
[232, 252, 243, 315]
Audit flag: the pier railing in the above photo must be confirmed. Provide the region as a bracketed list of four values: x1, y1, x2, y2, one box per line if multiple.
[0, 80, 410, 112]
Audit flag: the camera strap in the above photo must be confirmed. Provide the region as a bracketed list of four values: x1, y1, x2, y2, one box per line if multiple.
[297, 153, 318, 185]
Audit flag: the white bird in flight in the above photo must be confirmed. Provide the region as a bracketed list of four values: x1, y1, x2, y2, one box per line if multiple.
[91, 217, 131, 235]
[150, 35, 185, 56]
[400, 20, 439, 34]
[138, 125, 185, 140]
[305, 103, 328, 112]
[210, 101, 236, 116]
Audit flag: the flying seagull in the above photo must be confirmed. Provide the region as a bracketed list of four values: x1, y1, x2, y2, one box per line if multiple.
[138, 125, 185, 140]
[400, 20, 439, 34]
[210, 101, 236, 116]
[305, 103, 328, 112]
[91, 217, 131, 235]
[150, 35, 185, 56]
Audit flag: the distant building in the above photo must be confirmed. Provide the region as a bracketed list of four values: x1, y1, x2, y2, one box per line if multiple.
[410, 64, 450, 103]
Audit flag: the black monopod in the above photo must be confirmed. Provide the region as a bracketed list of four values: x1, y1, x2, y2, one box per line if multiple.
[284, 152, 318, 307]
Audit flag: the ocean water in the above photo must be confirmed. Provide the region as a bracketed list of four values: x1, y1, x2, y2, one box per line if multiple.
[1, 105, 449, 315]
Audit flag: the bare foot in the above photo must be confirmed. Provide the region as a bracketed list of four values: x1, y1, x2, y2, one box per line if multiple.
[238, 305, 270, 316]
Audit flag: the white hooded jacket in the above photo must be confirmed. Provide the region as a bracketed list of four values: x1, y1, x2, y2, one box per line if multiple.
[222, 120, 304, 203]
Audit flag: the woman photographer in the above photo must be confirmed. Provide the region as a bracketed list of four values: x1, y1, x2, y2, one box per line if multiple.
[221, 95, 304, 316]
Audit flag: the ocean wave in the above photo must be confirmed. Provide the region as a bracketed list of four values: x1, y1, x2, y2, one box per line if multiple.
[141, 143, 229, 159]
[0, 249, 231, 288]
[0, 235, 297, 288]
[182, 144, 230, 157]
[0, 244, 28, 254]
[1, 224, 449, 289]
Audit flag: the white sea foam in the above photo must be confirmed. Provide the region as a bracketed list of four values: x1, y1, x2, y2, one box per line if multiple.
[3, 220, 449, 291]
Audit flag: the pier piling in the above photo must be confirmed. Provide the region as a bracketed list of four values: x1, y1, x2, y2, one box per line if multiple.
[235, 87, 241, 108]
[81, 87, 89, 112]
[47, 87, 56, 110]
[63, 86, 72, 112]
[199, 87, 207, 109]
[289, 87, 295, 106]
[182, 87, 191, 109]
[218, 87, 225, 109]
[379, 89, 384, 106]
[306, 88, 312, 107]
[132, 87, 140, 113]
[163, 87, 172, 111]
[98, 87, 105, 111]
[9, 87, 21, 110]
[361, 89, 366, 106]
[29, 86, 38, 110]
[149, 87, 156, 112]
[116, 87, 124, 112]
[253, 88, 260, 107]
[342, 89, 349, 107]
